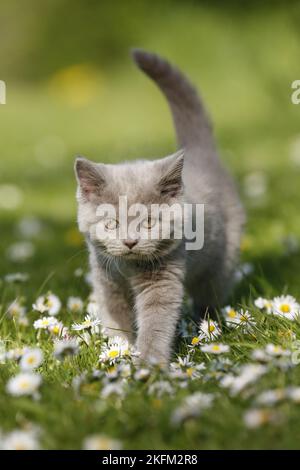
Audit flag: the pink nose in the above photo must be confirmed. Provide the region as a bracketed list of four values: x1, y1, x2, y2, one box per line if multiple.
[123, 239, 138, 250]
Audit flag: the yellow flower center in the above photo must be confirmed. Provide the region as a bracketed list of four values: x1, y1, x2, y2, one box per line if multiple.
[27, 356, 35, 364]
[191, 337, 199, 345]
[108, 350, 119, 359]
[186, 367, 194, 377]
[212, 345, 220, 352]
[209, 325, 215, 332]
[228, 309, 237, 318]
[280, 304, 290, 313]
[19, 380, 29, 390]
[52, 325, 60, 334]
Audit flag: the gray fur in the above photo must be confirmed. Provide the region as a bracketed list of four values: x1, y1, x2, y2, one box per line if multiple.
[74, 50, 245, 365]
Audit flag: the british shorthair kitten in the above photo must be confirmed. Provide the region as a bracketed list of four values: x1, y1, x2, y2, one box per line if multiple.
[74, 50, 244, 364]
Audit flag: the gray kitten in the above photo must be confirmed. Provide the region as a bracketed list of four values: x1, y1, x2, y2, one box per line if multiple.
[74, 50, 245, 364]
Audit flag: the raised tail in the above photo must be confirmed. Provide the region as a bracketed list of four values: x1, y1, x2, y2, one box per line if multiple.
[132, 49, 214, 150]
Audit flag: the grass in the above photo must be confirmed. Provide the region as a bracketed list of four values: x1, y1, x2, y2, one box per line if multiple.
[1, 2, 300, 449]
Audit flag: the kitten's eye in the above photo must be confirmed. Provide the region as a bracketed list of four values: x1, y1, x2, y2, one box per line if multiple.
[141, 217, 156, 230]
[104, 218, 118, 230]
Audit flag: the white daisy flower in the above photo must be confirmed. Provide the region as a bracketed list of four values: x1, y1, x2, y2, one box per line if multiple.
[134, 368, 151, 381]
[7, 241, 35, 263]
[67, 296, 84, 313]
[201, 343, 230, 355]
[148, 380, 174, 398]
[83, 434, 122, 450]
[53, 338, 79, 360]
[220, 364, 267, 395]
[33, 293, 61, 316]
[272, 295, 300, 320]
[256, 389, 286, 406]
[48, 321, 68, 337]
[5, 347, 27, 361]
[198, 319, 221, 341]
[7, 299, 26, 319]
[86, 300, 100, 317]
[17, 216, 42, 238]
[265, 343, 291, 357]
[99, 336, 132, 364]
[33, 316, 58, 330]
[101, 382, 125, 399]
[20, 348, 43, 371]
[1, 429, 40, 450]
[254, 297, 273, 313]
[222, 306, 241, 326]
[6, 372, 42, 397]
[189, 336, 201, 347]
[243, 408, 278, 429]
[171, 392, 214, 425]
[223, 307, 256, 331]
[236, 309, 256, 331]
[72, 314, 102, 332]
[4, 272, 29, 283]
[286, 386, 300, 403]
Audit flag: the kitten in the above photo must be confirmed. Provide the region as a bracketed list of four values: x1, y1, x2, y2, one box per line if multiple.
[74, 50, 245, 365]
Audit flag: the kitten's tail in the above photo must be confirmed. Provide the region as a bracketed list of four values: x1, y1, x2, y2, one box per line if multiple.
[132, 49, 214, 150]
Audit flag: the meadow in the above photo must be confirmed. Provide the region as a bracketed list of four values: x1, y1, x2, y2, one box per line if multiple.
[1, 1, 300, 449]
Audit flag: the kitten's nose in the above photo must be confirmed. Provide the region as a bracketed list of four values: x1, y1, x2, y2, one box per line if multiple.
[123, 239, 138, 250]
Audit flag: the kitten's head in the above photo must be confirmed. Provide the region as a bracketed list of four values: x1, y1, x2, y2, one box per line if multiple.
[74, 151, 184, 261]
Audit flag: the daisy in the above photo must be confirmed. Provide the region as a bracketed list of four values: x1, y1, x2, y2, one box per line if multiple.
[67, 296, 83, 313]
[254, 297, 273, 314]
[220, 364, 267, 395]
[256, 388, 286, 406]
[101, 381, 125, 399]
[243, 408, 279, 429]
[148, 380, 174, 398]
[7, 241, 35, 262]
[286, 386, 300, 403]
[33, 316, 58, 330]
[189, 336, 201, 347]
[201, 343, 230, 355]
[236, 309, 256, 332]
[171, 392, 214, 425]
[198, 319, 221, 341]
[83, 434, 122, 450]
[7, 299, 26, 319]
[33, 293, 61, 316]
[134, 368, 151, 381]
[99, 336, 132, 364]
[53, 338, 79, 360]
[222, 306, 240, 326]
[265, 343, 291, 357]
[20, 348, 43, 371]
[86, 299, 100, 317]
[4, 272, 29, 283]
[5, 347, 27, 361]
[48, 321, 68, 337]
[72, 314, 102, 332]
[6, 372, 42, 397]
[1, 429, 40, 450]
[272, 295, 300, 320]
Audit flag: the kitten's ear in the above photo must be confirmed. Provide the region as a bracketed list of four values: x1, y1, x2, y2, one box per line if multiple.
[74, 157, 106, 200]
[158, 150, 184, 197]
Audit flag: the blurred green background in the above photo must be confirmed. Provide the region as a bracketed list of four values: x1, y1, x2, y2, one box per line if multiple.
[1, 0, 300, 299]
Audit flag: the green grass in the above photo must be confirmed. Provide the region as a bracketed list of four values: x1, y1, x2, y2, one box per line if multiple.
[1, 2, 300, 449]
